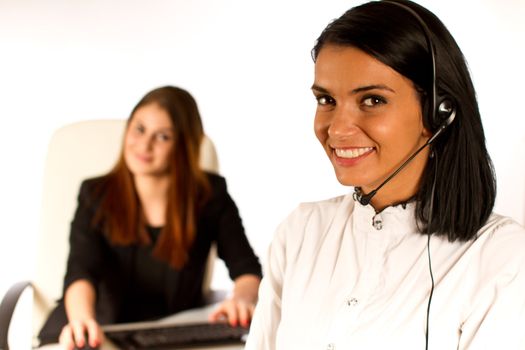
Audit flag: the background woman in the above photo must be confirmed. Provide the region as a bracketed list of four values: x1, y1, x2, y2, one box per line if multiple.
[39, 86, 262, 349]
[246, 1, 525, 349]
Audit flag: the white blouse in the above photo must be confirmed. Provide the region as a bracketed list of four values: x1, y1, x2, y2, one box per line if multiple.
[245, 193, 525, 350]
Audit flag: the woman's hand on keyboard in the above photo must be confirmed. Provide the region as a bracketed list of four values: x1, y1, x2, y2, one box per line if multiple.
[58, 318, 104, 350]
[209, 296, 256, 328]
[208, 274, 261, 328]
[61, 280, 103, 349]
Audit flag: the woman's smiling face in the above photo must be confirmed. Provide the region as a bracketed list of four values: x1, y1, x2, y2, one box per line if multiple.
[313, 44, 431, 208]
[124, 103, 175, 178]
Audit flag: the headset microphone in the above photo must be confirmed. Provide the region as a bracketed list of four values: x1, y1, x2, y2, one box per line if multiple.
[357, 100, 456, 206]
[358, 136, 433, 206]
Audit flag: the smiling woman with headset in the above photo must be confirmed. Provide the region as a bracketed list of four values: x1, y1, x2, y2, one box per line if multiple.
[245, 1, 525, 349]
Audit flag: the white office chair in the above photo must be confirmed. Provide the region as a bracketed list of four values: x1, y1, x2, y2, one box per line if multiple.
[0, 119, 220, 349]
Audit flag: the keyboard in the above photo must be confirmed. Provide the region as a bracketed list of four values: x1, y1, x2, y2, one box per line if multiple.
[105, 322, 249, 349]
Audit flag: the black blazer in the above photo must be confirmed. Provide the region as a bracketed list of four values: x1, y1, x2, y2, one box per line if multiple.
[39, 172, 262, 343]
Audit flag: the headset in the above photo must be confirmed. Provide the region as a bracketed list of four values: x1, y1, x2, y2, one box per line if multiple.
[383, 0, 456, 132]
[376, 1, 457, 349]
[356, 0, 457, 207]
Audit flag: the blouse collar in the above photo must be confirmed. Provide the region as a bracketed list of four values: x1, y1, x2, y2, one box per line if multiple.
[351, 188, 420, 235]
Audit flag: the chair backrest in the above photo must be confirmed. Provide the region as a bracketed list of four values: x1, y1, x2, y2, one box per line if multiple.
[32, 119, 219, 337]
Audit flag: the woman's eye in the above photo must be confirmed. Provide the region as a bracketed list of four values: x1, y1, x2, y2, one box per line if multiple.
[134, 124, 145, 134]
[156, 133, 172, 142]
[362, 95, 386, 107]
[316, 95, 335, 106]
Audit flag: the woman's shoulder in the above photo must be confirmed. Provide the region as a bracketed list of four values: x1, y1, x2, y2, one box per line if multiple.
[266, 193, 355, 265]
[80, 175, 107, 189]
[204, 171, 226, 188]
[274, 193, 354, 240]
[203, 172, 230, 201]
[478, 213, 525, 240]
[474, 213, 525, 268]
[199, 172, 229, 212]
[292, 193, 354, 221]
[77, 175, 111, 204]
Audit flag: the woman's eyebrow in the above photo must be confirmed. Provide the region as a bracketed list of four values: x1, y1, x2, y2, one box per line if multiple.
[351, 84, 395, 94]
[156, 127, 174, 132]
[311, 83, 395, 94]
[311, 84, 329, 93]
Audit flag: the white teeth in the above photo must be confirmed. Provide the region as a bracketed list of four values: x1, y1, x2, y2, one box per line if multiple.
[334, 147, 373, 159]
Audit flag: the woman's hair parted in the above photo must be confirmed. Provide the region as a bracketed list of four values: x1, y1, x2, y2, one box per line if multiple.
[94, 86, 211, 269]
[312, 0, 496, 241]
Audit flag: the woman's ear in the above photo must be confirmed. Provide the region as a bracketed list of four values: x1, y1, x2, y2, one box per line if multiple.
[419, 109, 433, 138]
[422, 126, 432, 138]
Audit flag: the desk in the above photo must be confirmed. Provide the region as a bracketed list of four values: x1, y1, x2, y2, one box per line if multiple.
[38, 304, 244, 350]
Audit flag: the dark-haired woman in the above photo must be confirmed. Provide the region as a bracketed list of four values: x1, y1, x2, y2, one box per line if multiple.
[40, 86, 262, 350]
[246, 1, 525, 349]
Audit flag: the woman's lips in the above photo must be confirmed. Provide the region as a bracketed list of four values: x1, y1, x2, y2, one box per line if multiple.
[135, 153, 153, 163]
[334, 147, 374, 158]
[332, 146, 375, 165]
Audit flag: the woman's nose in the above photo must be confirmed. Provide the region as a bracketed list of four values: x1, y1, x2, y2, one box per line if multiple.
[327, 105, 360, 138]
[137, 134, 154, 151]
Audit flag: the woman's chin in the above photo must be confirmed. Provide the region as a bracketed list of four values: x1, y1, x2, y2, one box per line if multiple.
[334, 173, 362, 188]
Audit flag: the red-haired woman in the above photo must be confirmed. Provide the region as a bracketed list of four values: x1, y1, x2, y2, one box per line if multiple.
[39, 86, 262, 350]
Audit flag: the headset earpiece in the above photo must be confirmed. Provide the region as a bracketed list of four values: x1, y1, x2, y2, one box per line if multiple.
[436, 98, 456, 128]
[427, 98, 456, 145]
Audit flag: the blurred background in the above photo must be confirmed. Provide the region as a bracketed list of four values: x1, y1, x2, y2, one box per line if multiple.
[1, 0, 524, 308]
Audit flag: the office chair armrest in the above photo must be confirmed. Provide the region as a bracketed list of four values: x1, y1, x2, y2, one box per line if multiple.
[0, 281, 32, 350]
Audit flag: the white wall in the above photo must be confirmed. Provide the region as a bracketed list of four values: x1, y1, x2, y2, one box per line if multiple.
[1, 0, 524, 324]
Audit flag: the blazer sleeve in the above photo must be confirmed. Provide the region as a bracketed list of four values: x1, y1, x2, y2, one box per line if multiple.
[62, 179, 109, 294]
[209, 175, 262, 280]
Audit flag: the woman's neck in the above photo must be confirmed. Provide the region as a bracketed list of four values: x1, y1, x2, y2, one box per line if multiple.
[367, 179, 420, 212]
[365, 147, 429, 212]
[133, 175, 170, 227]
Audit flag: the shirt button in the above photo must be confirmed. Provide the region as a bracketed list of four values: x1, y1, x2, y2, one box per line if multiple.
[327, 343, 335, 350]
[372, 214, 383, 230]
[346, 297, 359, 307]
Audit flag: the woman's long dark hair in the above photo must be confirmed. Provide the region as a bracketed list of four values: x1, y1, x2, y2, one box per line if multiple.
[312, 0, 496, 241]
[95, 86, 211, 268]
